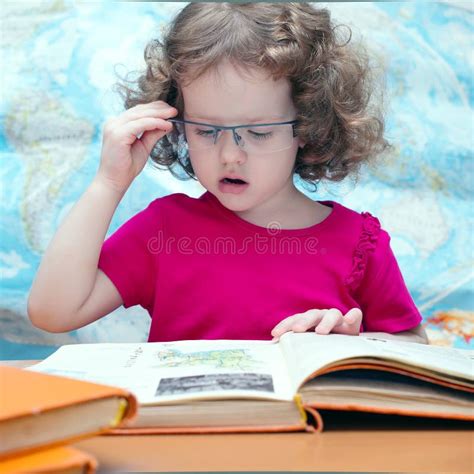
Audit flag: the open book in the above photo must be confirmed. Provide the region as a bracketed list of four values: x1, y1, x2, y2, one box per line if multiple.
[28, 333, 474, 433]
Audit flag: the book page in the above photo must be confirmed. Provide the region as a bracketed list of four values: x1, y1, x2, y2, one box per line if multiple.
[28, 339, 295, 404]
[278, 332, 474, 393]
[303, 369, 474, 406]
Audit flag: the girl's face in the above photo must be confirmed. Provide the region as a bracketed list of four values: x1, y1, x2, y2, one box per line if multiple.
[180, 60, 305, 218]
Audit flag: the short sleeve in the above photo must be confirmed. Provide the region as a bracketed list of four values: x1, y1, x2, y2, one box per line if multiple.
[348, 215, 423, 333]
[98, 201, 160, 312]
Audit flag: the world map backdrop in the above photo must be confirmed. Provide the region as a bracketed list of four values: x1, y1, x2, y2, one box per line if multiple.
[1, 1, 472, 359]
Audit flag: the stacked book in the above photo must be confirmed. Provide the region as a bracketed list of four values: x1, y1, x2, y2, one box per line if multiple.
[0, 366, 136, 473]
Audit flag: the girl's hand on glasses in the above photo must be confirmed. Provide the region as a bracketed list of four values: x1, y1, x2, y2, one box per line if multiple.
[270, 307, 363, 342]
[97, 101, 178, 193]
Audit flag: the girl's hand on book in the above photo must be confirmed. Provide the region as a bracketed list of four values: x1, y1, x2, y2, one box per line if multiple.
[97, 101, 178, 193]
[270, 308, 363, 342]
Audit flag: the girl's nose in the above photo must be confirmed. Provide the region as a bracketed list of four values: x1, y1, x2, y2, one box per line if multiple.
[217, 130, 247, 165]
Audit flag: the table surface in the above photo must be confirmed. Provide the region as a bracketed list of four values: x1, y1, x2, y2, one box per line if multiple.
[4, 360, 473, 473]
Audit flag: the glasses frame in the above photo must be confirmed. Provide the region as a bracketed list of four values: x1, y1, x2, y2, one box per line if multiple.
[166, 118, 298, 151]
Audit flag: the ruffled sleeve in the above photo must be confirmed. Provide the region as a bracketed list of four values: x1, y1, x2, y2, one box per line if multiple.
[344, 212, 381, 293]
[345, 213, 423, 333]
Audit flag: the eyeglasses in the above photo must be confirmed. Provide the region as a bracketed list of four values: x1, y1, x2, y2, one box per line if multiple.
[166, 118, 298, 154]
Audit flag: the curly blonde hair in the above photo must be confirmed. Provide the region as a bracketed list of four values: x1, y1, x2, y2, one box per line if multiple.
[115, 2, 392, 191]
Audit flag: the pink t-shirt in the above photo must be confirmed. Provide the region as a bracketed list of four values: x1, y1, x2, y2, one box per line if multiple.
[98, 191, 422, 342]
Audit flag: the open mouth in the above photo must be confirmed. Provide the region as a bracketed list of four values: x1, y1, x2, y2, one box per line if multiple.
[221, 178, 247, 185]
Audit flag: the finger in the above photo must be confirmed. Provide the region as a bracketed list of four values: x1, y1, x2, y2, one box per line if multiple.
[343, 308, 363, 326]
[138, 125, 173, 153]
[271, 309, 327, 337]
[118, 117, 173, 145]
[291, 309, 327, 333]
[126, 100, 175, 112]
[271, 314, 300, 337]
[314, 308, 343, 335]
[330, 308, 363, 335]
[115, 106, 177, 127]
[115, 107, 169, 125]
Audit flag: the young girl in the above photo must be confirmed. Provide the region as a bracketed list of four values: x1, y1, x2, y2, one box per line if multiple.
[28, 2, 428, 344]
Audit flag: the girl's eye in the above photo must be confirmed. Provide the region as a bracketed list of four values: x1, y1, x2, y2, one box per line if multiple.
[196, 129, 215, 136]
[248, 130, 272, 140]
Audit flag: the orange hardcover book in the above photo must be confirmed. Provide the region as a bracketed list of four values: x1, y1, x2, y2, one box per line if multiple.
[0, 445, 97, 474]
[27, 333, 473, 434]
[0, 365, 137, 458]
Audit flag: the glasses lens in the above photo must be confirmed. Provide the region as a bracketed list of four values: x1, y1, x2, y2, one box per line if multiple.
[184, 122, 217, 150]
[240, 124, 296, 154]
[175, 122, 296, 154]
